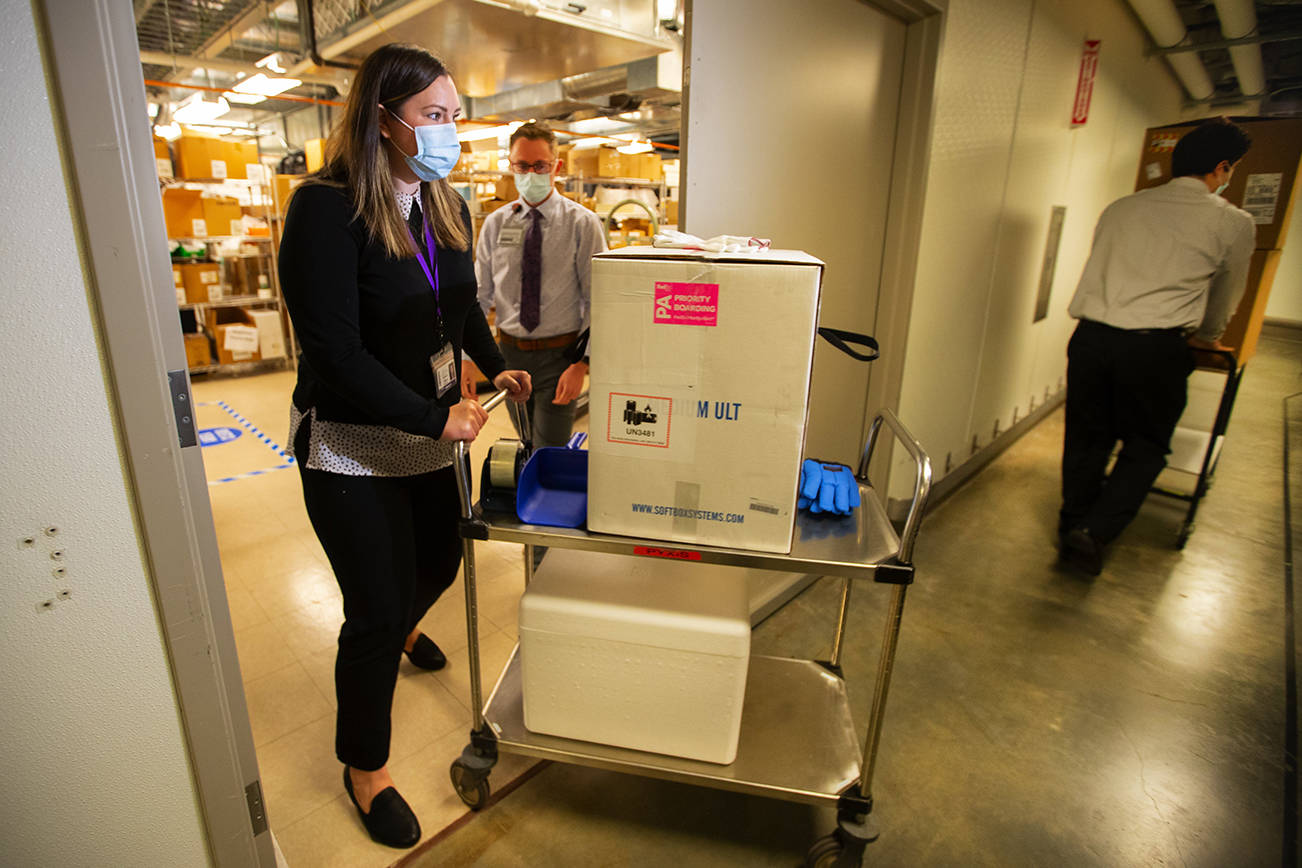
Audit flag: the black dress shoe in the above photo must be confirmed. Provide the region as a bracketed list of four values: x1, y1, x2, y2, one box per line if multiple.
[343, 767, 421, 848]
[1061, 527, 1104, 576]
[403, 633, 447, 671]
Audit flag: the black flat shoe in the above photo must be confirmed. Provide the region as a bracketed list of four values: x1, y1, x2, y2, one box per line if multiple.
[1061, 527, 1104, 576]
[404, 633, 447, 671]
[343, 767, 421, 849]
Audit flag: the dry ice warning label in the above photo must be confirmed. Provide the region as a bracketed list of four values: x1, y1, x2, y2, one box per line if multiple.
[653, 281, 719, 327]
[608, 392, 672, 447]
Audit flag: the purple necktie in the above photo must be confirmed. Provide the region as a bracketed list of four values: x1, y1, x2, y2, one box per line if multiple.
[520, 207, 543, 332]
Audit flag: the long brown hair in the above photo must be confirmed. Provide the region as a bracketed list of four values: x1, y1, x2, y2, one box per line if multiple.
[305, 43, 469, 255]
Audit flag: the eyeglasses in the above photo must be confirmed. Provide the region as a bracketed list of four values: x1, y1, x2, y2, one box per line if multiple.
[510, 160, 553, 174]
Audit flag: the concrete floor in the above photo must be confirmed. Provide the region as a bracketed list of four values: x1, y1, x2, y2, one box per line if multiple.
[408, 333, 1301, 867]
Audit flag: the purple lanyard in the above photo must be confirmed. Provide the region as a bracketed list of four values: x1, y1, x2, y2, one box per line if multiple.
[408, 217, 442, 322]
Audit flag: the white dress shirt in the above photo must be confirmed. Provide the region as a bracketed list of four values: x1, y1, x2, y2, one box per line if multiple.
[1068, 177, 1256, 341]
[475, 190, 607, 338]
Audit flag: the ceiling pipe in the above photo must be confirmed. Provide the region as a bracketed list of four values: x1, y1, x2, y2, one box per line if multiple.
[297, 0, 361, 71]
[1212, 0, 1267, 97]
[1125, 0, 1215, 100]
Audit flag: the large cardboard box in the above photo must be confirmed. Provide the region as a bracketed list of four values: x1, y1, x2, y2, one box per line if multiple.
[226, 141, 260, 180]
[1136, 117, 1302, 250]
[567, 148, 599, 178]
[304, 138, 327, 173]
[202, 195, 244, 237]
[162, 187, 206, 239]
[175, 133, 230, 179]
[273, 173, 305, 215]
[153, 137, 173, 178]
[176, 262, 223, 304]
[245, 309, 286, 359]
[519, 548, 750, 764]
[597, 147, 625, 178]
[1221, 248, 1282, 364]
[206, 308, 262, 364]
[184, 333, 213, 369]
[587, 247, 824, 553]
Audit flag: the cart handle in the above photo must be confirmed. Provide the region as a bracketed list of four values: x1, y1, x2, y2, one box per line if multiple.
[453, 389, 517, 522]
[858, 408, 932, 564]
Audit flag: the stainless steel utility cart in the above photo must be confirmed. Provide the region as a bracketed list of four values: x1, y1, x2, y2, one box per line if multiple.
[449, 392, 932, 868]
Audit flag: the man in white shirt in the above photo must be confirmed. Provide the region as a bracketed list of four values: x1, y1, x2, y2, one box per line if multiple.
[1060, 118, 1255, 575]
[471, 121, 607, 447]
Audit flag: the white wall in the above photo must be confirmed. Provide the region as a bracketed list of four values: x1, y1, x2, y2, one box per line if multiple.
[684, 0, 906, 464]
[1266, 193, 1302, 322]
[0, 2, 209, 864]
[896, 0, 1186, 481]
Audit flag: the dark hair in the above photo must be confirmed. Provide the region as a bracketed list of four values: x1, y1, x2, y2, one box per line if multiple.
[509, 120, 557, 152]
[1171, 118, 1252, 178]
[304, 43, 469, 254]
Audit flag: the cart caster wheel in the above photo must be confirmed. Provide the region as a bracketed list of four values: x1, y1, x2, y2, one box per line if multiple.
[449, 760, 490, 810]
[805, 832, 862, 868]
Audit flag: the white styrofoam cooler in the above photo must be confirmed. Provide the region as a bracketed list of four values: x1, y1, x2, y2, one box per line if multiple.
[519, 547, 751, 764]
[587, 246, 824, 553]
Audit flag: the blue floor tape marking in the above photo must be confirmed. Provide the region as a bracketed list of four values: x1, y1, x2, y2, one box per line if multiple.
[207, 400, 296, 486]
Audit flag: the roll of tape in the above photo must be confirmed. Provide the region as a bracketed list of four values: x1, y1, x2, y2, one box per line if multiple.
[488, 439, 524, 489]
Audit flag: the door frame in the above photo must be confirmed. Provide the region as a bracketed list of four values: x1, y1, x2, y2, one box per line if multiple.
[35, 2, 273, 864]
[681, 0, 947, 491]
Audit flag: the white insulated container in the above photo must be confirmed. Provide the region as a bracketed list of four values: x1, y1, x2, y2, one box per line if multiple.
[518, 547, 751, 764]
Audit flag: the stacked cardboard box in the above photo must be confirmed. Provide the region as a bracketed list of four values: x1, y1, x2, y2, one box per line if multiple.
[205, 308, 262, 364]
[1136, 117, 1302, 362]
[175, 262, 223, 304]
[184, 333, 213, 369]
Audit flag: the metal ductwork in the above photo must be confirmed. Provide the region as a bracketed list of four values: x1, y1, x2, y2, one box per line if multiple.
[1212, 0, 1266, 97]
[466, 54, 681, 122]
[1126, 0, 1215, 100]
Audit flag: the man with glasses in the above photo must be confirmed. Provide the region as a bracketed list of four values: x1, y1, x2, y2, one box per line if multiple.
[471, 121, 607, 448]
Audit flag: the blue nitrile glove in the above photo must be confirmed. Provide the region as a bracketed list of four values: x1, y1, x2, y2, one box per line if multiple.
[798, 459, 822, 510]
[804, 462, 860, 516]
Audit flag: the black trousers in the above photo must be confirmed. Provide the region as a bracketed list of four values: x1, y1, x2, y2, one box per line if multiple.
[1060, 319, 1194, 544]
[295, 422, 461, 771]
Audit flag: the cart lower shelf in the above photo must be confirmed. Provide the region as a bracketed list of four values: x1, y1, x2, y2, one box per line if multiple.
[482, 646, 862, 807]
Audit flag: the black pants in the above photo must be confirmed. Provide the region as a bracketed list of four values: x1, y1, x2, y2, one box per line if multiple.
[1060, 320, 1194, 544]
[295, 423, 461, 771]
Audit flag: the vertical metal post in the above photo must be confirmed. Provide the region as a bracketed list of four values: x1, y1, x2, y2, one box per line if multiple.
[453, 441, 486, 727]
[829, 577, 854, 668]
[859, 584, 908, 795]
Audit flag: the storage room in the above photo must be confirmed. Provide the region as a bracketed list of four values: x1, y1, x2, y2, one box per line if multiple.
[5, 0, 1302, 866]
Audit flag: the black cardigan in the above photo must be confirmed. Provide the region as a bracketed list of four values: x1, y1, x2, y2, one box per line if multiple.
[279, 182, 505, 439]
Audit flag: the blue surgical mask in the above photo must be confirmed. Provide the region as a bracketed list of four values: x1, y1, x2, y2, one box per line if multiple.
[514, 171, 554, 204]
[387, 109, 461, 181]
[1214, 181, 1229, 196]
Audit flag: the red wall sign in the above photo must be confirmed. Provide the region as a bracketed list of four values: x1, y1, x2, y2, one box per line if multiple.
[1071, 40, 1101, 127]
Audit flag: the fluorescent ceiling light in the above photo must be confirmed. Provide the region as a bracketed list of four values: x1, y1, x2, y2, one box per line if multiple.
[567, 116, 632, 135]
[616, 139, 654, 155]
[255, 52, 287, 74]
[147, 102, 160, 118]
[568, 137, 609, 150]
[457, 121, 521, 143]
[154, 122, 182, 141]
[173, 93, 230, 124]
[224, 91, 267, 105]
[232, 73, 301, 98]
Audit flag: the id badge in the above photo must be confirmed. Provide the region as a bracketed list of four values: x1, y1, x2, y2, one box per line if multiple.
[498, 227, 524, 248]
[431, 343, 457, 397]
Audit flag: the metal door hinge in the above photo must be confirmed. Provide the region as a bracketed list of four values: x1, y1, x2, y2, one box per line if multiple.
[168, 370, 197, 448]
[245, 779, 267, 835]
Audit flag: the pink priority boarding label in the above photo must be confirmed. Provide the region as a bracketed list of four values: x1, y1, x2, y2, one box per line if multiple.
[653, 281, 719, 327]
